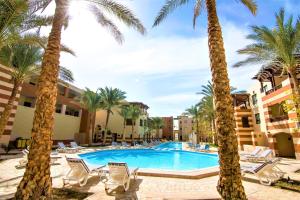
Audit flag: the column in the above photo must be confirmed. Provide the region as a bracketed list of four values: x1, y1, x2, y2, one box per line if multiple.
[61, 104, 66, 115]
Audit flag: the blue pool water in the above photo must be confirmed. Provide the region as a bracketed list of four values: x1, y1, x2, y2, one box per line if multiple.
[154, 142, 182, 150]
[79, 148, 218, 171]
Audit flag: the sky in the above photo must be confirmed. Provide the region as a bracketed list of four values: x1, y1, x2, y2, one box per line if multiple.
[42, 0, 300, 117]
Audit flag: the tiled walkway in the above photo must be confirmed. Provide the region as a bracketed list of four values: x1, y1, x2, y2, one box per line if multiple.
[1, 150, 300, 200]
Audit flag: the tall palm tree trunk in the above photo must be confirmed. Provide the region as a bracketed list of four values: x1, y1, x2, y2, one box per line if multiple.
[131, 123, 134, 143]
[288, 68, 300, 122]
[15, 1, 68, 199]
[196, 118, 200, 143]
[88, 112, 94, 144]
[103, 110, 110, 144]
[122, 119, 126, 141]
[206, 0, 246, 199]
[211, 118, 218, 145]
[0, 79, 21, 136]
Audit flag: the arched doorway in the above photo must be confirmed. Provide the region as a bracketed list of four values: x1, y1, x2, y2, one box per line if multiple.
[275, 133, 295, 158]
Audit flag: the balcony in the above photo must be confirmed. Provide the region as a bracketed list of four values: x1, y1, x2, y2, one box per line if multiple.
[270, 115, 288, 122]
[264, 84, 282, 95]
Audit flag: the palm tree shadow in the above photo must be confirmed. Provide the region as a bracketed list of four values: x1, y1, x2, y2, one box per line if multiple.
[105, 178, 143, 200]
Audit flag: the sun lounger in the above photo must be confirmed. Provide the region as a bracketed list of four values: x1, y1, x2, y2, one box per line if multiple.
[70, 142, 85, 150]
[195, 144, 210, 152]
[121, 142, 130, 148]
[133, 141, 142, 148]
[110, 142, 120, 149]
[241, 158, 285, 185]
[57, 142, 78, 153]
[63, 157, 105, 186]
[240, 147, 262, 156]
[16, 149, 61, 168]
[104, 162, 138, 192]
[241, 149, 273, 162]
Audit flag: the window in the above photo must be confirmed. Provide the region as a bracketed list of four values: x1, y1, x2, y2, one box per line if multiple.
[23, 101, 32, 107]
[140, 119, 143, 126]
[65, 106, 80, 117]
[241, 116, 250, 128]
[269, 103, 288, 122]
[263, 85, 267, 92]
[255, 113, 260, 124]
[252, 94, 257, 105]
[126, 119, 133, 126]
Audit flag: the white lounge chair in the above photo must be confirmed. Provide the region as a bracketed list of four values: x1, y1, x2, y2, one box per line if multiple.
[121, 142, 130, 148]
[240, 147, 262, 157]
[16, 149, 61, 168]
[57, 142, 78, 153]
[104, 162, 138, 192]
[242, 149, 273, 162]
[70, 142, 85, 150]
[111, 142, 120, 149]
[241, 158, 285, 185]
[142, 141, 150, 147]
[133, 141, 142, 148]
[63, 157, 105, 186]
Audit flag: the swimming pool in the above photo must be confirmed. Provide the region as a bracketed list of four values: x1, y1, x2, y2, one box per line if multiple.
[79, 148, 218, 171]
[153, 142, 182, 150]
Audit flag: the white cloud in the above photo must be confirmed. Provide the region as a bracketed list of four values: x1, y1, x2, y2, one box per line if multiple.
[40, 1, 259, 117]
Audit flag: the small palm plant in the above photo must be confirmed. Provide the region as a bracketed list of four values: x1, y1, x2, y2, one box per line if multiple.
[118, 105, 130, 142]
[16, 1, 145, 198]
[0, 44, 74, 136]
[99, 87, 126, 144]
[81, 88, 102, 144]
[128, 104, 141, 142]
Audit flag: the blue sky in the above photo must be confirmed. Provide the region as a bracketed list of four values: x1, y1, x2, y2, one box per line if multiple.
[48, 0, 300, 117]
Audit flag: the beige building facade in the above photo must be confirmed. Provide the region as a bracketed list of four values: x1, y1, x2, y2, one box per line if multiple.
[177, 115, 193, 141]
[246, 64, 300, 159]
[94, 102, 149, 143]
[0, 64, 149, 146]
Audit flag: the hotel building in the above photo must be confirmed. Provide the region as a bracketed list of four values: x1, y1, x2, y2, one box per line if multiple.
[0, 64, 149, 146]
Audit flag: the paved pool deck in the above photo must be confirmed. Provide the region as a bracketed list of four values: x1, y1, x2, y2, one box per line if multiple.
[0, 147, 300, 199]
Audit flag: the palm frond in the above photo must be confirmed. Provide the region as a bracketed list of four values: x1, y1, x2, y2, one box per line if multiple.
[28, 0, 52, 14]
[59, 66, 74, 82]
[239, 0, 257, 15]
[153, 0, 189, 27]
[0, 44, 42, 81]
[60, 43, 76, 56]
[89, 5, 124, 44]
[88, 0, 146, 35]
[193, 0, 203, 29]
[233, 57, 266, 68]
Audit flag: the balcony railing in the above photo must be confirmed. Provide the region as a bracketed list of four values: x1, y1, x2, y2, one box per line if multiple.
[265, 84, 282, 95]
[269, 115, 288, 122]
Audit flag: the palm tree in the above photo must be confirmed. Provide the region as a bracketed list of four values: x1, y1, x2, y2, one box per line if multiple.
[99, 87, 126, 144]
[15, 0, 144, 198]
[151, 117, 164, 139]
[81, 88, 102, 144]
[197, 81, 216, 143]
[0, 44, 74, 136]
[118, 105, 130, 142]
[128, 104, 141, 142]
[234, 9, 300, 119]
[185, 105, 200, 142]
[0, 0, 52, 49]
[153, 0, 257, 198]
